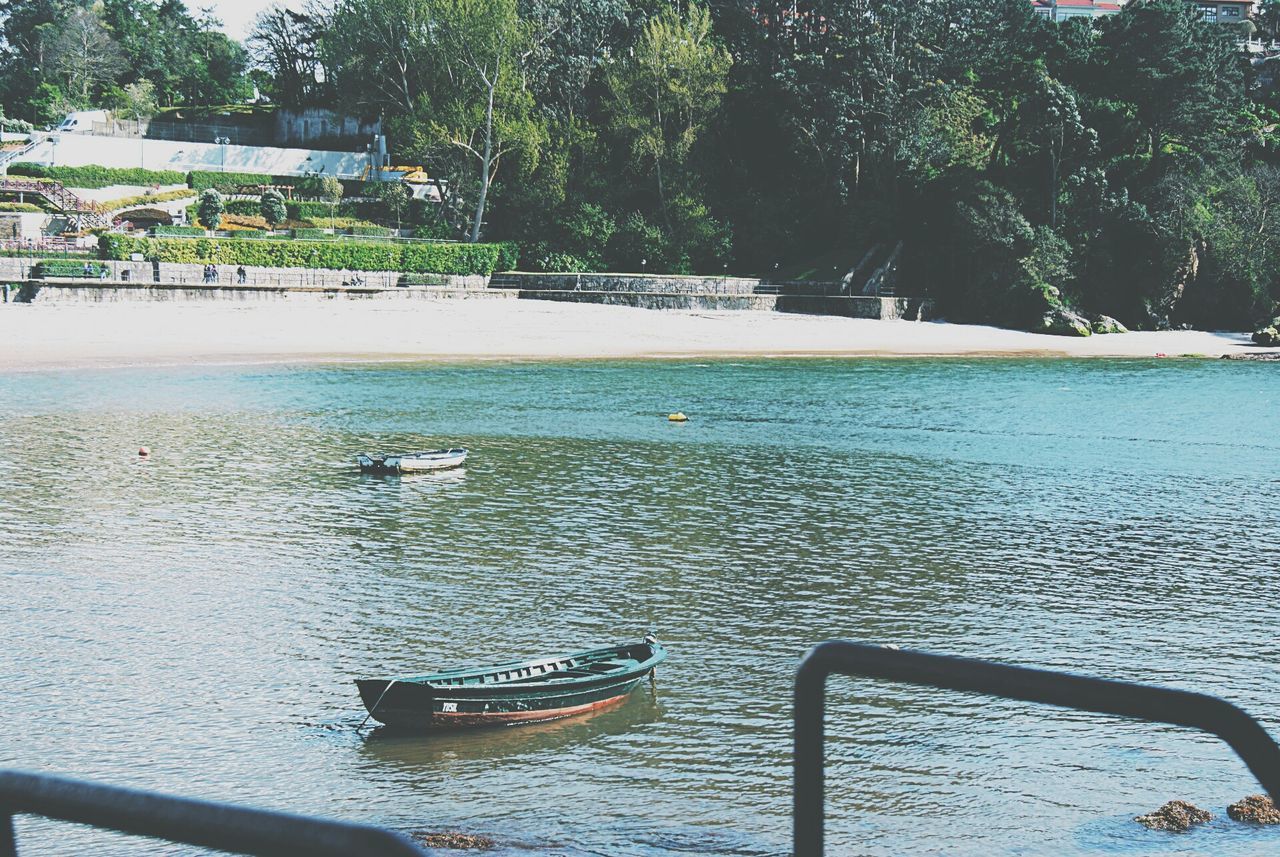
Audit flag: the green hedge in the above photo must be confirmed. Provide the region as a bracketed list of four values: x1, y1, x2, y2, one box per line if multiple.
[99, 234, 506, 274]
[286, 201, 363, 220]
[496, 241, 519, 272]
[347, 225, 393, 237]
[153, 225, 206, 237]
[291, 228, 332, 240]
[10, 163, 186, 189]
[223, 199, 262, 216]
[35, 259, 105, 278]
[227, 229, 270, 239]
[187, 170, 278, 192]
[0, 202, 43, 213]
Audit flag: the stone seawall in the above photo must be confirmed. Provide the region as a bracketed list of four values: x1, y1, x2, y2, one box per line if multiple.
[16, 281, 512, 304]
[500, 272, 762, 295]
[776, 295, 931, 320]
[515, 290, 779, 311]
[491, 272, 933, 320]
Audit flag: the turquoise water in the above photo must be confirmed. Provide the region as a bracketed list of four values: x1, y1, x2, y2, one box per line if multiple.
[0, 358, 1277, 855]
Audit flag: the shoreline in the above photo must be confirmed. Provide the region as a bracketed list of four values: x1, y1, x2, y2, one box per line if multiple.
[0, 300, 1273, 372]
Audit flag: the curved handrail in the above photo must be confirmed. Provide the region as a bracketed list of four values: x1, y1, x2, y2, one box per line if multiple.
[794, 641, 1280, 856]
[0, 770, 427, 856]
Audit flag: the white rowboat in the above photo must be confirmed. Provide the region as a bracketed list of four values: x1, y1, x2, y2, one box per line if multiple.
[356, 448, 468, 474]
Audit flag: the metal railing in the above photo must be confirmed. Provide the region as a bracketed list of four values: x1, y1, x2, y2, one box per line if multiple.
[0, 770, 427, 856]
[793, 641, 1280, 857]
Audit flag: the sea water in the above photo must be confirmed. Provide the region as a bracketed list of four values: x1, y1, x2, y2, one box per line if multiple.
[0, 358, 1277, 855]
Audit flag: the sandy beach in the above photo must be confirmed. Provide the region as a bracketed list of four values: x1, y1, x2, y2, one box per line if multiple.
[0, 299, 1271, 370]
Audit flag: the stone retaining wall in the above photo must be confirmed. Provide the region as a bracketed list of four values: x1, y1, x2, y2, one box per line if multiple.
[496, 272, 763, 295]
[17, 281, 515, 303]
[515, 290, 779, 311]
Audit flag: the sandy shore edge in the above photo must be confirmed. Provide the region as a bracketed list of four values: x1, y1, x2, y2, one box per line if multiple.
[0, 300, 1273, 372]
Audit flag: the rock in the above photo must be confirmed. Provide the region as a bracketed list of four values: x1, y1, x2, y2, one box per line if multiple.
[1252, 326, 1280, 346]
[410, 831, 495, 850]
[1135, 800, 1212, 832]
[1038, 307, 1092, 337]
[1227, 794, 1280, 824]
[1223, 352, 1280, 361]
[1091, 315, 1128, 335]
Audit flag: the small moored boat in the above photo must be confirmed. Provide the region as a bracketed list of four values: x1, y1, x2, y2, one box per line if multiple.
[356, 448, 468, 474]
[356, 636, 666, 729]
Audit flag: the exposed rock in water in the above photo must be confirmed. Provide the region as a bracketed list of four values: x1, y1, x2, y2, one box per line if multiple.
[1223, 352, 1280, 361]
[1227, 794, 1280, 824]
[1135, 800, 1212, 832]
[1091, 315, 1128, 335]
[1038, 307, 1092, 337]
[410, 831, 496, 849]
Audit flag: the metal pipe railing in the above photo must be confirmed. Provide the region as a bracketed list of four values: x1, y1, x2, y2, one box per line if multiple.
[0, 770, 427, 857]
[794, 641, 1280, 857]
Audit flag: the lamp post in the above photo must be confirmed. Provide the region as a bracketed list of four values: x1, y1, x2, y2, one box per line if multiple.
[214, 136, 230, 173]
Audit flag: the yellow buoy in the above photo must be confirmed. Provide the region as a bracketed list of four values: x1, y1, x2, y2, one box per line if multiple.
[668, 412, 688, 422]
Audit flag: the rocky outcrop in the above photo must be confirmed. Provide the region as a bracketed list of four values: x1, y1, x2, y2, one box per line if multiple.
[1227, 795, 1280, 824]
[1135, 800, 1212, 832]
[410, 832, 495, 849]
[1252, 318, 1280, 346]
[1038, 306, 1093, 337]
[1092, 315, 1128, 335]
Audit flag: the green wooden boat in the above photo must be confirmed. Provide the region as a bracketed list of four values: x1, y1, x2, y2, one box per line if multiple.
[356, 636, 666, 730]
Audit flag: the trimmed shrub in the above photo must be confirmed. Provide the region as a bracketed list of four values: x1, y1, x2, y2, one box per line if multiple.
[153, 225, 205, 237]
[291, 228, 332, 240]
[260, 188, 287, 229]
[10, 163, 186, 189]
[35, 259, 105, 278]
[0, 202, 43, 213]
[286, 201, 363, 221]
[227, 230, 270, 239]
[188, 170, 277, 192]
[196, 190, 225, 231]
[412, 221, 452, 240]
[495, 241, 520, 272]
[99, 234, 505, 274]
[224, 199, 262, 216]
[347, 225, 393, 238]
[104, 188, 195, 211]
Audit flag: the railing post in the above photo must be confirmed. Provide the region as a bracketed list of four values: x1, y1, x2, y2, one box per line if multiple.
[794, 649, 827, 857]
[0, 812, 16, 857]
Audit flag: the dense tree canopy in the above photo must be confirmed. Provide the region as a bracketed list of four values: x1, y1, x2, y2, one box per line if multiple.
[3, 0, 1279, 329]
[0, 0, 250, 121]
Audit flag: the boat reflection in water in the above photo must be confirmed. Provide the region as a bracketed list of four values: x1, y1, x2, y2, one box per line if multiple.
[359, 687, 664, 770]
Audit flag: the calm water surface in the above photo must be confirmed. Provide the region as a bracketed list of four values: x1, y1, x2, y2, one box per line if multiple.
[1, 358, 1278, 855]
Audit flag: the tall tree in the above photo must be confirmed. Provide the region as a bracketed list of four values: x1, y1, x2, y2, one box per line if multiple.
[248, 3, 328, 107]
[48, 6, 125, 106]
[604, 3, 730, 224]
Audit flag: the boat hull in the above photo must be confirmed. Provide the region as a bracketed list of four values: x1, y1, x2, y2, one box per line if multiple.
[356, 676, 645, 729]
[357, 448, 468, 474]
[356, 640, 665, 730]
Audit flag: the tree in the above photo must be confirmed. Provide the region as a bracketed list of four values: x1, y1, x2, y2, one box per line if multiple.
[115, 80, 158, 126]
[605, 4, 731, 225]
[1099, 0, 1244, 170]
[48, 7, 126, 106]
[260, 188, 287, 229]
[197, 189, 224, 231]
[317, 176, 343, 230]
[248, 3, 328, 107]
[374, 181, 411, 230]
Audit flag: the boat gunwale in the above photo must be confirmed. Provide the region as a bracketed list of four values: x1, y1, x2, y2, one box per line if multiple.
[358, 642, 665, 694]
